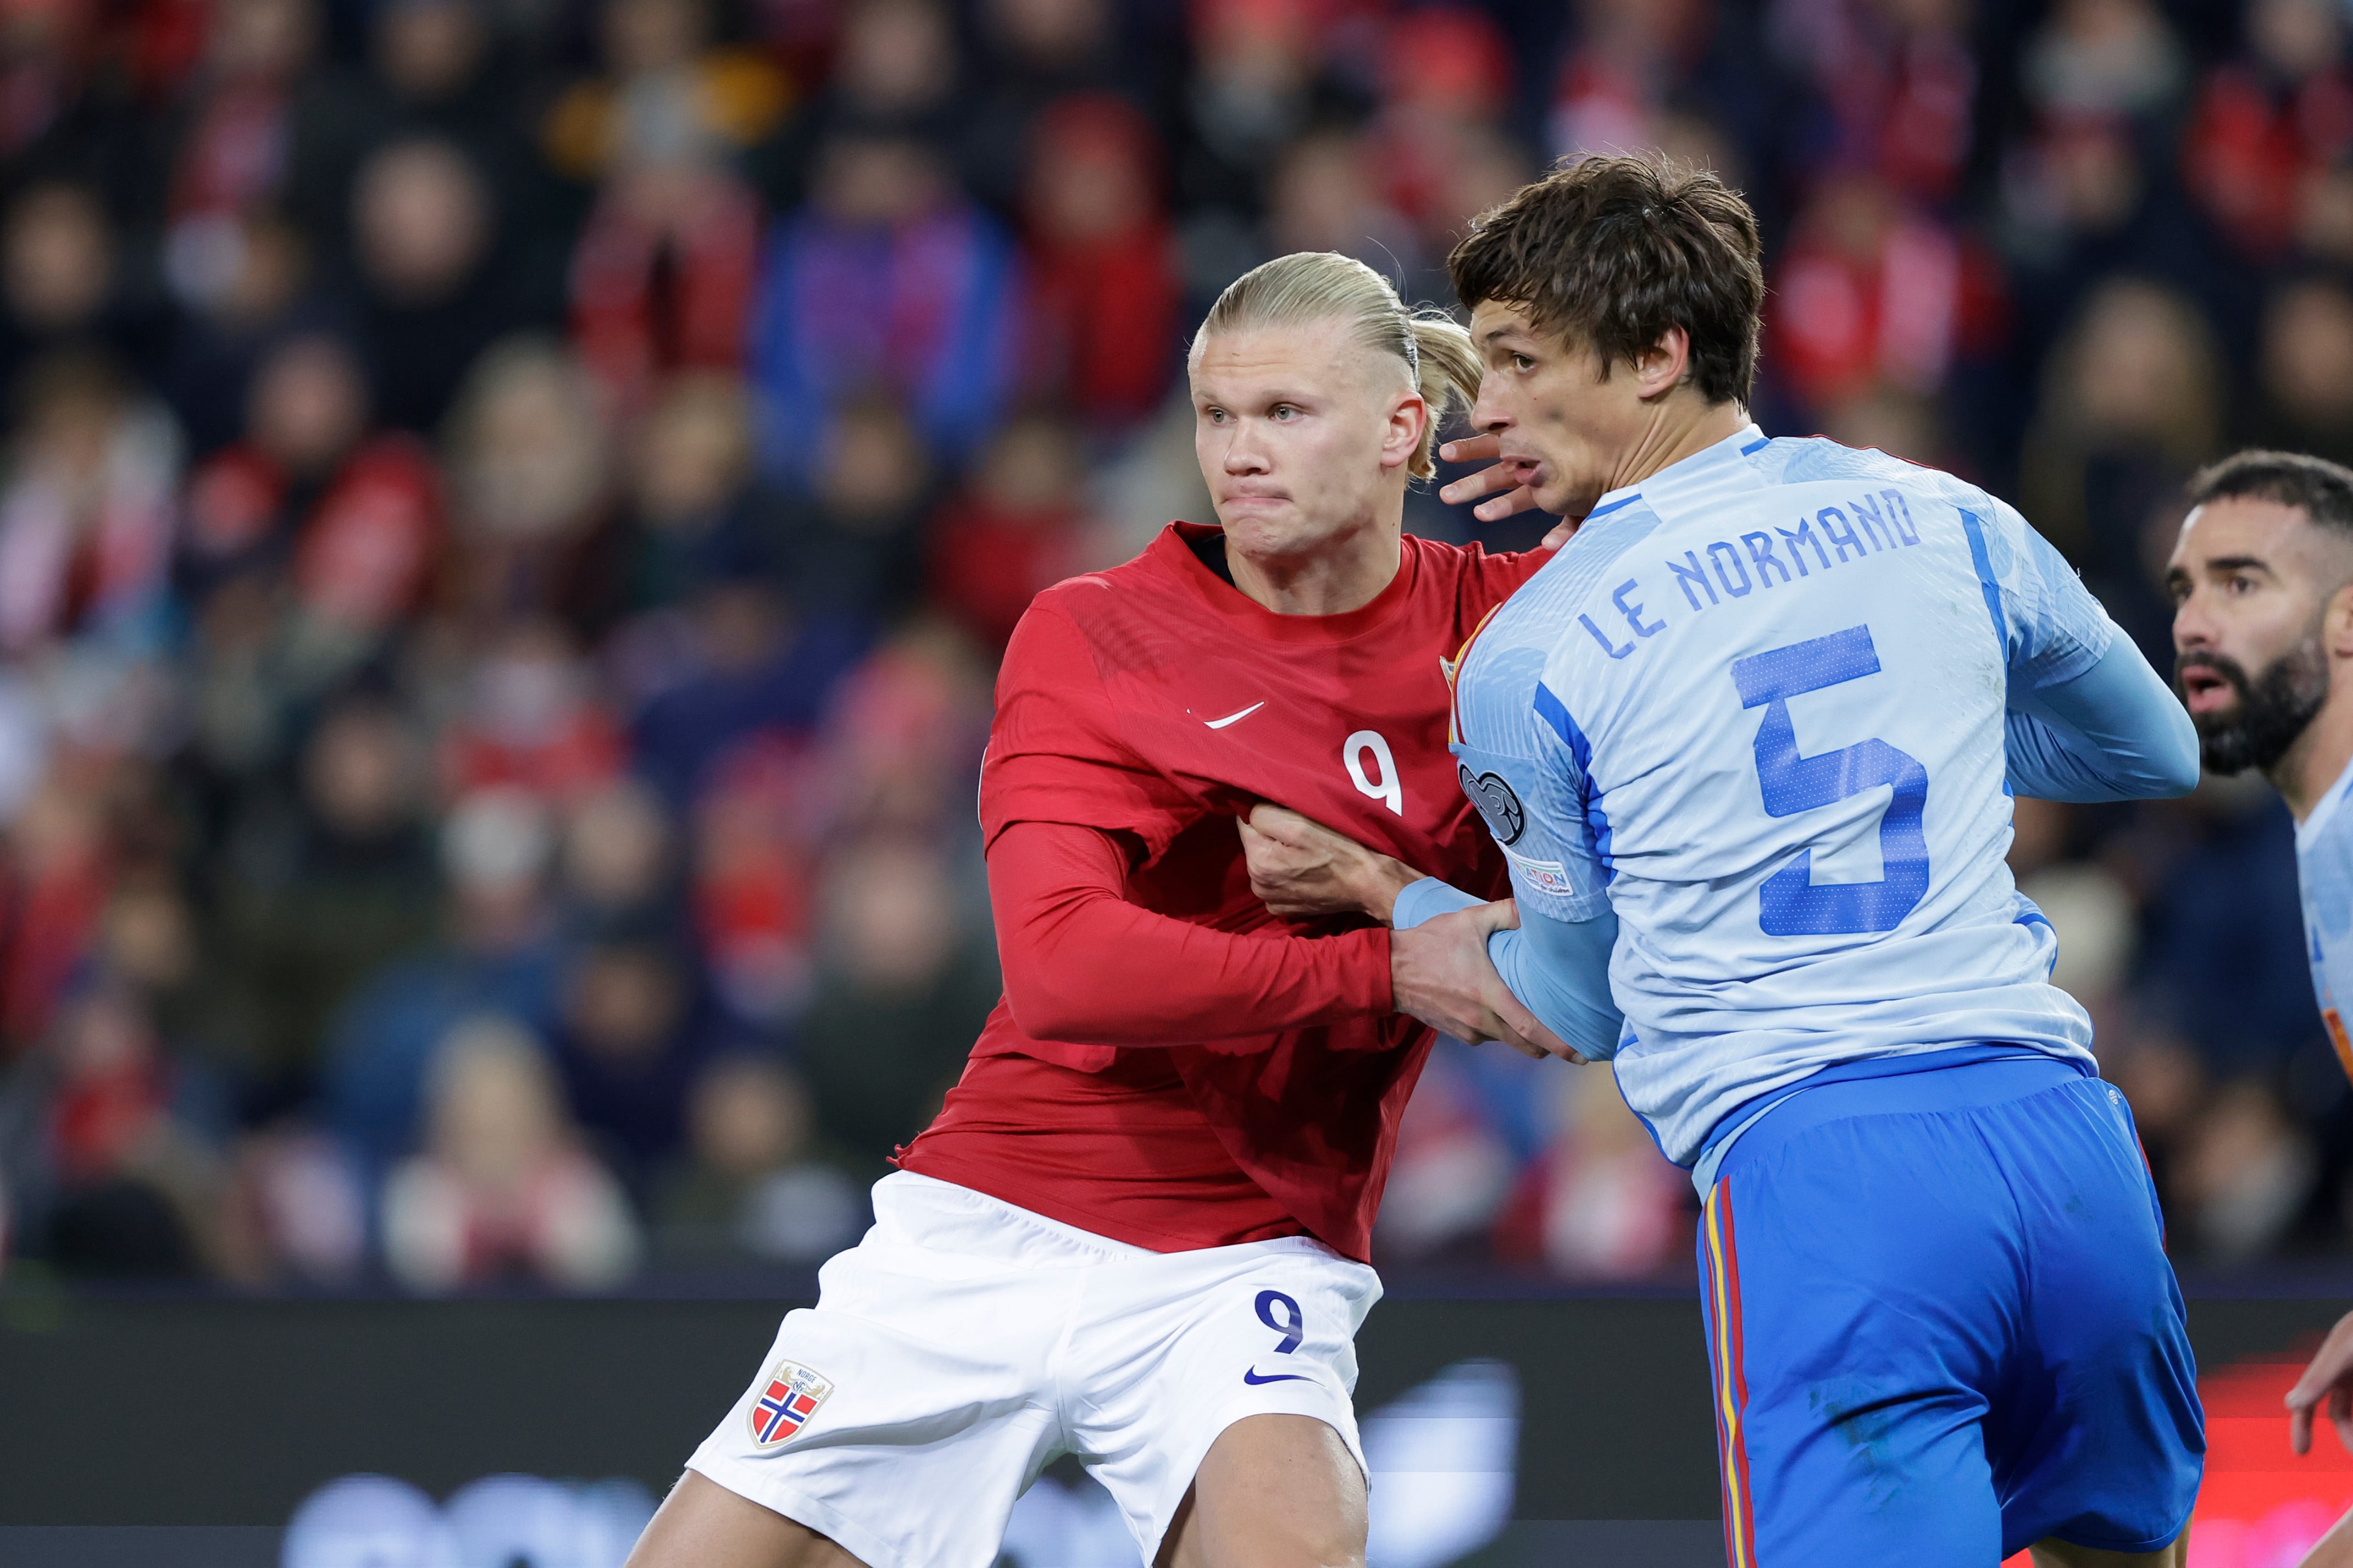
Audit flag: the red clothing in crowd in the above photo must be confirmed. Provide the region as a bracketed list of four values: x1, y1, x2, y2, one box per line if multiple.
[925, 491, 1088, 652]
[185, 434, 441, 630]
[1020, 95, 1182, 427]
[898, 523, 1546, 1263]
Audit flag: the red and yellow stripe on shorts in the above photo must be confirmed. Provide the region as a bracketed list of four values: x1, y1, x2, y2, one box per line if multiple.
[1703, 1180, 1760, 1568]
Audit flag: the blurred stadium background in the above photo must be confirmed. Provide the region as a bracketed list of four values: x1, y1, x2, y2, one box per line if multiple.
[4, 0, 2353, 1554]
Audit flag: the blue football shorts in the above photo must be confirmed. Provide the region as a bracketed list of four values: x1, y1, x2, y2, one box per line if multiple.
[1696, 1054, 2205, 1565]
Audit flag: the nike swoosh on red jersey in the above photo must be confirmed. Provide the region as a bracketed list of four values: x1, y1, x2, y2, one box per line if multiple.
[1242, 1367, 1311, 1384]
[1204, 702, 1267, 729]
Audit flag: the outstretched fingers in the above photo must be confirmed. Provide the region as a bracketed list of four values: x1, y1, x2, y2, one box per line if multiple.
[1438, 461, 1544, 522]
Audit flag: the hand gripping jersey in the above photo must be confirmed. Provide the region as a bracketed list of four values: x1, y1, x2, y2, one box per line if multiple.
[900, 522, 1543, 1261]
[2297, 761, 2353, 1079]
[1450, 425, 2106, 1167]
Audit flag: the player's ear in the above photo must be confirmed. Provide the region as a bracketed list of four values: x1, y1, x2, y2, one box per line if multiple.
[1633, 327, 1691, 401]
[1380, 390, 1426, 472]
[2328, 579, 2353, 661]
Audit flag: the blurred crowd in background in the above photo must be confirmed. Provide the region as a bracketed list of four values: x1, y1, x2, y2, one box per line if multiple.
[0, 0, 2341, 1293]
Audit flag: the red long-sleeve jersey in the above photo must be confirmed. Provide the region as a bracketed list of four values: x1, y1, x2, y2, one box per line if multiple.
[897, 522, 1545, 1261]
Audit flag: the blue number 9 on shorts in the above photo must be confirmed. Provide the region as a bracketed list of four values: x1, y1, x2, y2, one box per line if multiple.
[1255, 1290, 1304, 1354]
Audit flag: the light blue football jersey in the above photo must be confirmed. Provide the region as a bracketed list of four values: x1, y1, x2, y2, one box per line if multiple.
[1450, 424, 2109, 1166]
[2296, 761, 2353, 1075]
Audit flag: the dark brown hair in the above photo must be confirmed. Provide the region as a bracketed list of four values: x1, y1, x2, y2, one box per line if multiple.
[2186, 449, 2353, 535]
[1447, 154, 1765, 407]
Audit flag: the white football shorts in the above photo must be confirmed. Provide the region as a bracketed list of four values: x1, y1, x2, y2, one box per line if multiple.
[686, 1170, 1383, 1568]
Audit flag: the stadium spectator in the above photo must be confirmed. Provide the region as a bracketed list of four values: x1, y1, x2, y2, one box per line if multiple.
[1767, 0, 1979, 204]
[791, 839, 997, 1174]
[1017, 94, 1180, 429]
[323, 785, 567, 1174]
[348, 137, 534, 433]
[2021, 0, 2188, 125]
[747, 129, 1025, 480]
[1262, 127, 1418, 279]
[766, 392, 935, 625]
[550, 936, 711, 1185]
[747, 0, 962, 211]
[650, 1052, 863, 1265]
[440, 337, 619, 626]
[0, 351, 181, 659]
[625, 576, 867, 807]
[0, 768, 116, 1057]
[686, 747, 817, 1027]
[0, 185, 164, 396]
[2181, 0, 2353, 262]
[2138, 785, 2322, 1074]
[613, 370, 775, 613]
[809, 621, 991, 845]
[1369, 1049, 1519, 1264]
[381, 1013, 640, 1290]
[557, 776, 679, 937]
[158, 210, 347, 455]
[924, 410, 1096, 653]
[1171, 0, 1350, 237]
[437, 619, 626, 804]
[18, 984, 227, 1279]
[2021, 278, 2224, 661]
[286, 0, 558, 290]
[2249, 276, 2353, 470]
[208, 694, 440, 1093]
[1768, 173, 2001, 422]
[0, 0, 94, 163]
[963, 0, 1139, 214]
[162, 0, 321, 310]
[567, 159, 762, 418]
[2176, 1077, 2317, 1263]
[180, 332, 440, 677]
[540, 0, 790, 184]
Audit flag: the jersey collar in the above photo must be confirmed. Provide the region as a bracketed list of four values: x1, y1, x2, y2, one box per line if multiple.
[1584, 421, 1768, 519]
[1152, 521, 1423, 645]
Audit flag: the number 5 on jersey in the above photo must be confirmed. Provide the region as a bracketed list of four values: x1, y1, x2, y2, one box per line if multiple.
[1732, 625, 1929, 938]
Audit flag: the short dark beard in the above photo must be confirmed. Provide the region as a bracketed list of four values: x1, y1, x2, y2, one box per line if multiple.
[2177, 638, 2331, 776]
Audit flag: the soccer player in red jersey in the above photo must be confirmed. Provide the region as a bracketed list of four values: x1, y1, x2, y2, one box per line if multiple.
[625, 252, 1568, 1568]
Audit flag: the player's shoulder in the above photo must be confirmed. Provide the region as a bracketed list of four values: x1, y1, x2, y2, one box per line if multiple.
[1478, 493, 1669, 647]
[1017, 526, 1196, 638]
[1750, 434, 1994, 514]
[2304, 765, 2353, 867]
[1449, 504, 1663, 755]
[1398, 530, 1551, 624]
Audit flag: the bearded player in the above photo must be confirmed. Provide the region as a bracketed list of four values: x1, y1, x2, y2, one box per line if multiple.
[623, 251, 1569, 1568]
[2165, 452, 2353, 1568]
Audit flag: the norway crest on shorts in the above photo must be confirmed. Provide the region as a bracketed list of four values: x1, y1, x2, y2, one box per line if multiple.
[749, 1360, 834, 1448]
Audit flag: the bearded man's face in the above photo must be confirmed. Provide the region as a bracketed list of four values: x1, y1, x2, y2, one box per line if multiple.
[2175, 635, 2330, 775]
[2168, 496, 2349, 778]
